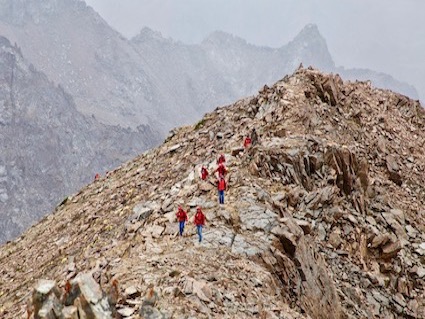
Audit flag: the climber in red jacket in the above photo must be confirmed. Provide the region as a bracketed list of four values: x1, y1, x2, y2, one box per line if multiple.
[201, 166, 209, 180]
[176, 206, 188, 236]
[217, 175, 227, 204]
[194, 206, 206, 242]
[215, 163, 228, 178]
[217, 153, 226, 165]
[244, 136, 252, 148]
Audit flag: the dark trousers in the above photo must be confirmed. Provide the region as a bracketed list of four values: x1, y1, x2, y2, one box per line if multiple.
[218, 190, 224, 204]
[179, 221, 185, 236]
[196, 225, 203, 242]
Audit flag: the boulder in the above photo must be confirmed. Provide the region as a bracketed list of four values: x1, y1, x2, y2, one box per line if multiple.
[370, 233, 391, 249]
[124, 286, 140, 299]
[386, 155, 402, 186]
[271, 226, 299, 257]
[231, 234, 264, 256]
[130, 201, 158, 222]
[295, 237, 342, 319]
[231, 147, 244, 156]
[32, 280, 61, 316]
[166, 144, 182, 153]
[239, 207, 278, 232]
[30, 273, 116, 319]
[295, 219, 312, 235]
[62, 306, 78, 319]
[117, 307, 135, 317]
[144, 225, 165, 239]
[328, 231, 343, 249]
[381, 240, 402, 260]
[37, 296, 63, 319]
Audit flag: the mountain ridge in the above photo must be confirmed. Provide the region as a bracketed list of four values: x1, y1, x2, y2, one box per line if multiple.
[1, 67, 424, 318]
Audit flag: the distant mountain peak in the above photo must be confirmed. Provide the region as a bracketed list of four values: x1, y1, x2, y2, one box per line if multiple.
[299, 23, 320, 35]
[0, 0, 90, 26]
[202, 30, 248, 47]
[290, 23, 325, 45]
[281, 23, 335, 70]
[132, 27, 167, 42]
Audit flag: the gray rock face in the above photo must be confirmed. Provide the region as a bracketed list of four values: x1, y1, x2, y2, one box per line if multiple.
[0, 36, 160, 242]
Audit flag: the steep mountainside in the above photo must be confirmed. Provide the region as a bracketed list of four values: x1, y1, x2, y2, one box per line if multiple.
[1, 68, 424, 318]
[0, 0, 165, 130]
[0, 36, 159, 243]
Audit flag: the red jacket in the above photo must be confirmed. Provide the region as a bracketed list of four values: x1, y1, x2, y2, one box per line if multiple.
[194, 211, 205, 226]
[215, 163, 227, 177]
[218, 178, 226, 191]
[244, 136, 252, 148]
[176, 209, 188, 222]
[217, 154, 225, 164]
[201, 167, 209, 180]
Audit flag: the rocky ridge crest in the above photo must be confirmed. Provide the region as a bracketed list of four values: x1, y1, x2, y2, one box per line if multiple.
[0, 68, 424, 318]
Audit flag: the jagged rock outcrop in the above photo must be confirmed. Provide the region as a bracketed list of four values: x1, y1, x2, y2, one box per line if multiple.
[0, 36, 160, 242]
[0, 68, 424, 318]
[29, 273, 118, 318]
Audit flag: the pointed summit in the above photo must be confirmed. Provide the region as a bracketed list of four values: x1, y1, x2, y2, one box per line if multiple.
[294, 23, 322, 40]
[202, 30, 248, 47]
[132, 27, 168, 43]
[282, 24, 335, 71]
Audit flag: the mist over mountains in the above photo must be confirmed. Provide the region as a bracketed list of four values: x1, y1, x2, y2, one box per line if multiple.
[0, 0, 420, 243]
[0, 36, 159, 241]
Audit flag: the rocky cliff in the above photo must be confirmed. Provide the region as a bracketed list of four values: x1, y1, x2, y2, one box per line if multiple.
[0, 68, 424, 318]
[0, 36, 160, 243]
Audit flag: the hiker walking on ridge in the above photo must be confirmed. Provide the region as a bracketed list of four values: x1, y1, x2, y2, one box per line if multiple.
[200, 165, 209, 180]
[194, 206, 206, 242]
[176, 206, 188, 236]
[215, 162, 228, 178]
[217, 175, 227, 204]
[217, 153, 226, 165]
[244, 135, 252, 149]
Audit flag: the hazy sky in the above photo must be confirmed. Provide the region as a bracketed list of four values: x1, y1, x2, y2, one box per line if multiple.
[84, 0, 425, 101]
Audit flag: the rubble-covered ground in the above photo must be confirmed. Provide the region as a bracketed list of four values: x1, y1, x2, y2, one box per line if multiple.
[0, 68, 424, 318]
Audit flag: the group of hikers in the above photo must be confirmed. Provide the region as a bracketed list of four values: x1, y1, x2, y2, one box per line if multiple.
[176, 128, 259, 242]
[176, 205, 206, 242]
[175, 153, 227, 243]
